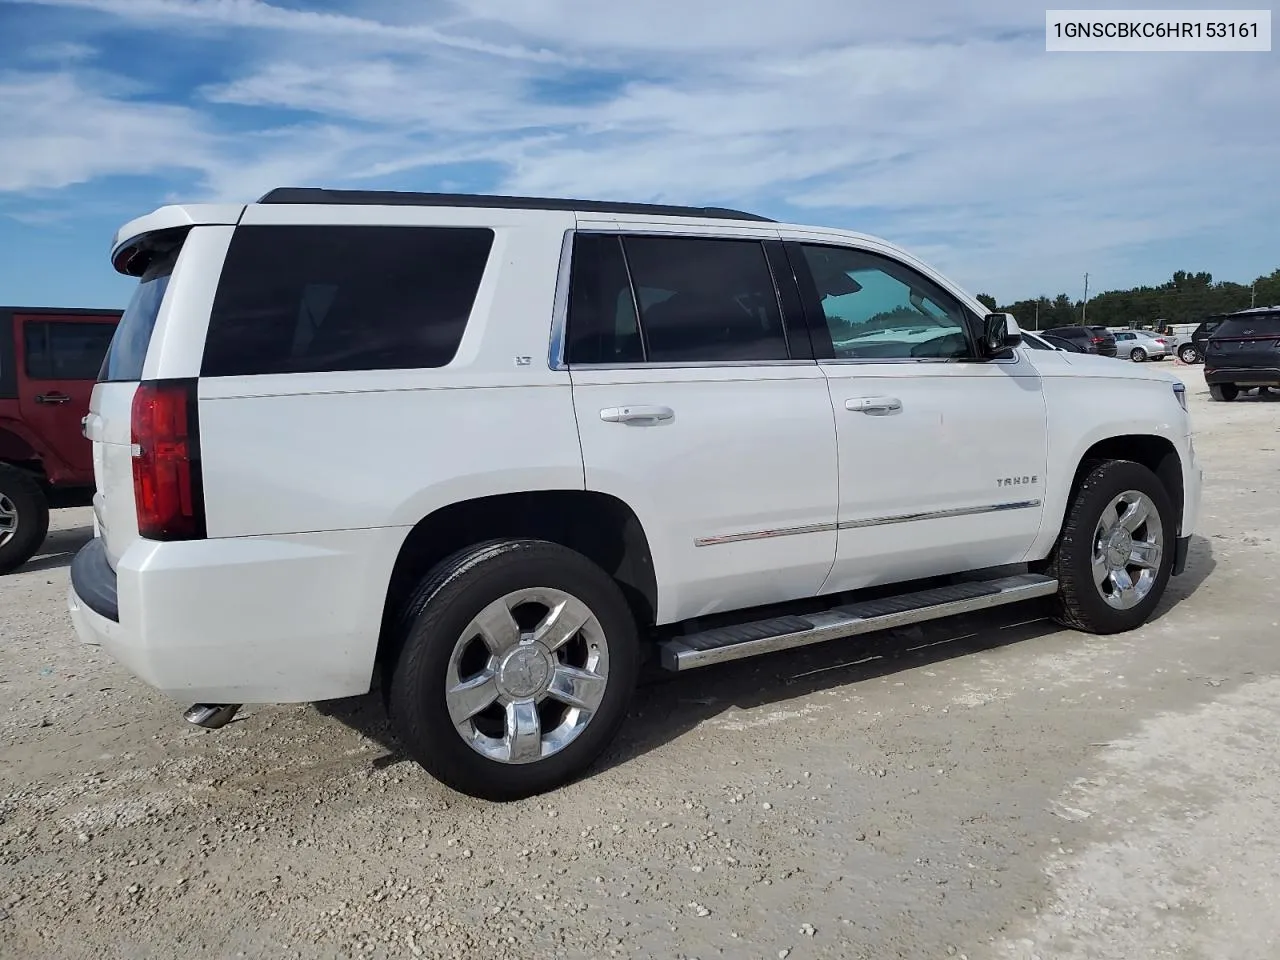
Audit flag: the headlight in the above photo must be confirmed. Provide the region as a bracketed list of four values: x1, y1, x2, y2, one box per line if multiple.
[1172, 382, 1187, 411]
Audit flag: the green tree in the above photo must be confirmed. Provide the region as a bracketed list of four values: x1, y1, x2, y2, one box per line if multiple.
[976, 293, 998, 311]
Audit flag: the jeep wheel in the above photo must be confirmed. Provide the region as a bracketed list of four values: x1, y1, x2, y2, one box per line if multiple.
[1209, 383, 1238, 402]
[1130, 347, 1147, 362]
[0, 465, 50, 575]
[1046, 460, 1174, 634]
[1178, 345, 1199, 364]
[387, 539, 638, 801]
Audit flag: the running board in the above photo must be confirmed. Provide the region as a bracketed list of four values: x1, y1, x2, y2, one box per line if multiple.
[658, 573, 1059, 672]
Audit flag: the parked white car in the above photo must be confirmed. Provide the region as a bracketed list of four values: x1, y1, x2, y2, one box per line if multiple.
[1112, 329, 1170, 361]
[69, 188, 1202, 800]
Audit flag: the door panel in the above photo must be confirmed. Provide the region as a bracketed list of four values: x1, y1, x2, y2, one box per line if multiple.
[820, 361, 1047, 591]
[783, 238, 1048, 593]
[573, 366, 837, 623]
[16, 316, 117, 482]
[565, 228, 839, 624]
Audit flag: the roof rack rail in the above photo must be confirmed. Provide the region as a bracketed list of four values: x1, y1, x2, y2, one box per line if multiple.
[255, 187, 774, 223]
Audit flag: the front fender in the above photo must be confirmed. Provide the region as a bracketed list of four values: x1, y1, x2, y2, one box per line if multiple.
[1028, 374, 1191, 560]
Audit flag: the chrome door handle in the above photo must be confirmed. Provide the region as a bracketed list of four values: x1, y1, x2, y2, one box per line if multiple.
[600, 405, 674, 424]
[845, 396, 902, 415]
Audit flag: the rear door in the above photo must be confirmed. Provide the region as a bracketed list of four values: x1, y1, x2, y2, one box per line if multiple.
[15, 315, 117, 482]
[567, 224, 838, 623]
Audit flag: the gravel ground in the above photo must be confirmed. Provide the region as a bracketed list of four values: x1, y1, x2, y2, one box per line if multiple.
[3, 365, 1279, 960]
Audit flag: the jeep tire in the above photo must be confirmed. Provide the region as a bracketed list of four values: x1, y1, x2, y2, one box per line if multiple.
[0, 464, 50, 575]
[387, 539, 639, 801]
[1209, 383, 1238, 402]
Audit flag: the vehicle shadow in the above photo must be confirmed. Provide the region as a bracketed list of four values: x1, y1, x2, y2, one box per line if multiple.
[20, 524, 94, 574]
[317, 537, 1216, 781]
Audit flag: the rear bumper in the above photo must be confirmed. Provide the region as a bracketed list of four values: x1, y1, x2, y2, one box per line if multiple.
[67, 526, 406, 704]
[1204, 365, 1280, 386]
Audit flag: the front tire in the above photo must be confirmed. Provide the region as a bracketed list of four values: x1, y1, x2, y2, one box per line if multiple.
[387, 539, 639, 801]
[0, 465, 50, 575]
[1178, 345, 1199, 363]
[1130, 347, 1147, 362]
[1046, 460, 1175, 634]
[1209, 383, 1238, 401]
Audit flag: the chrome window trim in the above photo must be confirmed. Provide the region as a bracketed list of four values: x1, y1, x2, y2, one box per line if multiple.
[694, 499, 1042, 547]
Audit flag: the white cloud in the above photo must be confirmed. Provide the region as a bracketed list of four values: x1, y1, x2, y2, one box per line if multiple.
[1, 0, 1277, 298]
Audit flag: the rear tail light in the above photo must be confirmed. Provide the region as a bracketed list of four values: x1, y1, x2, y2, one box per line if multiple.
[1090, 337, 1105, 344]
[131, 379, 206, 541]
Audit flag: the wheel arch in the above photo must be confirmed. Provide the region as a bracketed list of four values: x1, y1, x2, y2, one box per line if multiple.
[376, 489, 657, 669]
[1033, 432, 1184, 564]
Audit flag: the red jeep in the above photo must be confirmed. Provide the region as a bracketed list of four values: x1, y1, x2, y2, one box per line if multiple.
[0, 307, 121, 573]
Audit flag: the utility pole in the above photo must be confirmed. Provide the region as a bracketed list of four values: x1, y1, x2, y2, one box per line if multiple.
[1252, 282, 1257, 308]
[1082, 273, 1090, 324]
[1034, 301, 1039, 330]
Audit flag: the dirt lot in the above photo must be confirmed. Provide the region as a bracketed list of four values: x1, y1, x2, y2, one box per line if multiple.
[3, 364, 1279, 960]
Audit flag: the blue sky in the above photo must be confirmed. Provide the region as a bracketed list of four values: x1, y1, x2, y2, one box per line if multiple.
[0, 0, 1277, 310]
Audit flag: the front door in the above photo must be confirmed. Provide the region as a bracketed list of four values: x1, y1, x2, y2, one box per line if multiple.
[566, 227, 839, 624]
[784, 239, 1048, 593]
[16, 315, 118, 482]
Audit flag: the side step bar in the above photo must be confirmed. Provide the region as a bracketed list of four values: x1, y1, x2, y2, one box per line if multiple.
[658, 573, 1058, 672]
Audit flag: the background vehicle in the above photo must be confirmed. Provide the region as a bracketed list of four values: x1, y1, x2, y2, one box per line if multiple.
[0, 307, 120, 573]
[1203, 307, 1280, 401]
[1042, 325, 1118, 356]
[68, 189, 1201, 801]
[1112, 329, 1170, 362]
[1178, 317, 1227, 364]
[1021, 331, 1083, 352]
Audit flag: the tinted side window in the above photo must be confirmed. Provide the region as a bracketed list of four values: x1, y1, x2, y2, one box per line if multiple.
[24, 321, 117, 380]
[798, 245, 972, 360]
[1023, 334, 1051, 350]
[566, 234, 644, 364]
[621, 236, 789, 363]
[202, 225, 494, 377]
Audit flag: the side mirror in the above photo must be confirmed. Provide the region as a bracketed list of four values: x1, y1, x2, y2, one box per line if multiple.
[982, 313, 1022, 355]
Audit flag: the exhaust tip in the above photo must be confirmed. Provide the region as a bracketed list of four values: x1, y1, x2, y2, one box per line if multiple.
[183, 703, 241, 729]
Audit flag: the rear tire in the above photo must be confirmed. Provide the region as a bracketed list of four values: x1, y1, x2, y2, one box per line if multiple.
[387, 539, 639, 801]
[0, 465, 50, 575]
[1130, 347, 1147, 362]
[1046, 460, 1175, 634]
[1178, 345, 1199, 364]
[1209, 383, 1238, 402]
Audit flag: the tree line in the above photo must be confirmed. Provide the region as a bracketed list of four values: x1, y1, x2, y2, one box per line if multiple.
[976, 267, 1280, 331]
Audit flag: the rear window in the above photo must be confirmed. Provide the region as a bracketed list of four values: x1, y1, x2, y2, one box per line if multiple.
[201, 225, 494, 377]
[100, 251, 176, 382]
[1214, 314, 1280, 338]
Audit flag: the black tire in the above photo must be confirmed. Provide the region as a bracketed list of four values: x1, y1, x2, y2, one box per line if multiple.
[1046, 459, 1175, 634]
[1130, 347, 1146, 362]
[1209, 383, 1238, 402]
[0, 465, 50, 575]
[387, 539, 639, 801]
[1178, 345, 1199, 364]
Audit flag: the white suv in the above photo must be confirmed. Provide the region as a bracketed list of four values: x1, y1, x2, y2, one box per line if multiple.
[69, 188, 1202, 800]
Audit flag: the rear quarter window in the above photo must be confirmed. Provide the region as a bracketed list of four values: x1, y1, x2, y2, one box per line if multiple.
[201, 225, 494, 377]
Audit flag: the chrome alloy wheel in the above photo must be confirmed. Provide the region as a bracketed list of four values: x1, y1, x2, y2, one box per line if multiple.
[0, 492, 18, 548]
[1092, 490, 1163, 610]
[445, 588, 609, 764]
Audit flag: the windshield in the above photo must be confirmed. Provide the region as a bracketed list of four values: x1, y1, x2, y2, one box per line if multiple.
[99, 249, 177, 382]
